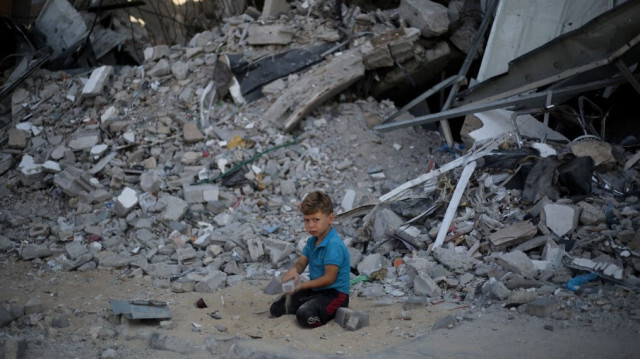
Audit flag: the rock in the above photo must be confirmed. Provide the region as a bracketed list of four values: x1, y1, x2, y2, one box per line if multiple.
[183, 122, 204, 143]
[431, 314, 457, 330]
[194, 271, 227, 292]
[543, 203, 581, 237]
[357, 253, 386, 277]
[21, 244, 53, 260]
[150, 332, 195, 354]
[482, 277, 510, 301]
[432, 247, 478, 272]
[114, 187, 138, 217]
[496, 250, 537, 279]
[82, 65, 113, 97]
[335, 307, 369, 331]
[413, 273, 442, 297]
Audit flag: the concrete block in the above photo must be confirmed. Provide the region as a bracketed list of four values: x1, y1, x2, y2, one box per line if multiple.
[357, 253, 386, 277]
[340, 189, 356, 212]
[82, 65, 113, 97]
[263, 238, 294, 265]
[7, 128, 28, 149]
[247, 25, 294, 45]
[432, 247, 478, 272]
[115, 187, 138, 217]
[159, 194, 188, 222]
[143, 45, 170, 62]
[577, 201, 605, 225]
[21, 244, 53, 260]
[413, 273, 441, 297]
[68, 130, 101, 151]
[399, 0, 449, 38]
[194, 270, 227, 292]
[335, 307, 369, 331]
[496, 250, 537, 279]
[149, 58, 171, 77]
[183, 183, 217, 203]
[526, 297, 558, 318]
[482, 277, 510, 301]
[361, 40, 394, 70]
[140, 169, 161, 193]
[101, 105, 119, 123]
[183, 122, 204, 144]
[171, 60, 189, 80]
[246, 238, 265, 262]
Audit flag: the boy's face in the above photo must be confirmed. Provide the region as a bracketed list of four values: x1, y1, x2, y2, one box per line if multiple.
[302, 211, 334, 241]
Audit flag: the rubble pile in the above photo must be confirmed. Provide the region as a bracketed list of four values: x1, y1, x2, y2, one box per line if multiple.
[1, 0, 640, 357]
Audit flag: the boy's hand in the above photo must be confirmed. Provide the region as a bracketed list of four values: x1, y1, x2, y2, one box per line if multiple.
[281, 267, 299, 285]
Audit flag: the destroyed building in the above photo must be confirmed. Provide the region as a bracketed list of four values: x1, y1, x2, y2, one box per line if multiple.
[0, 0, 639, 358]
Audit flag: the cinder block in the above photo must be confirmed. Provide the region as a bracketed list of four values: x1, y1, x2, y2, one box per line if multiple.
[335, 307, 369, 331]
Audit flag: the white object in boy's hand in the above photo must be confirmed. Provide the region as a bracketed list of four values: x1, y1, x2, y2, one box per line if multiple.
[282, 279, 295, 294]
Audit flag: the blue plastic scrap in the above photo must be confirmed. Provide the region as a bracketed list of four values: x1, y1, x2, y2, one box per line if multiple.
[565, 272, 599, 292]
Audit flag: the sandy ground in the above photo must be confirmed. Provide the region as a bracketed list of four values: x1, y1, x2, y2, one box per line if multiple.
[2, 258, 639, 358]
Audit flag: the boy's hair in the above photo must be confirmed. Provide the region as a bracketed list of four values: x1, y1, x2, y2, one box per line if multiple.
[300, 191, 334, 215]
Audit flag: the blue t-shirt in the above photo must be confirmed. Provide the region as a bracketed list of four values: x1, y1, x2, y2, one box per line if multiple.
[302, 227, 350, 295]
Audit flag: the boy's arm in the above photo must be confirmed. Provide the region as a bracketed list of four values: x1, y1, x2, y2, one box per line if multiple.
[282, 255, 309, 284]
[297, 264, 338, 291]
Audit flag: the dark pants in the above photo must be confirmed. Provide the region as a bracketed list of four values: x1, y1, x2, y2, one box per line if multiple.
[270, 288, 349, 328]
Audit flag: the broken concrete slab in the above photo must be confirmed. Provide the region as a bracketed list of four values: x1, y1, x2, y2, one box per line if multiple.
[335, 307, 370, 331]
[496, 250, 538, 279]
[264, 49, 365, 132]
[247, 25, 294, 45]
[82, 65, 114, 98]
[542, 203, 581, 237]
[488, 221, 538, 251]
[432, 247, 478, 272]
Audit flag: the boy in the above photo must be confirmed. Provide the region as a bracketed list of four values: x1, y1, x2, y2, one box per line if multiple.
[270, 191, 350, 328]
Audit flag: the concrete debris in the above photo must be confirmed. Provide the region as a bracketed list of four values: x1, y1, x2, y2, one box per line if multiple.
[335, 307, 370, 331]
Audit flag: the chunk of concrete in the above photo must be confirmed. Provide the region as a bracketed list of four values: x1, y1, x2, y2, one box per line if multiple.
[496, 250, 537, 279]
[144, 45, 170, 62]
[413, 273, 441, 297]
[149, 59, 171, 77]
[335, 307, 369, 331]
[247, 25, 294, 45]
[114, 187, 138, 217]
[8, 128, 28, 149]
[481, 277, 511, 301]
[543, 203, 581, 237]
[432, 247, 478, 272]
[183, 122, 204, 144]
[194, 270, 228, 292]
[488, 221, 538, 250]
[263, 238, 294, 265]
[357, 253, 386, 277]
[399, 0, 449, 38]
[82, 65, 113, 97]
[577, 201, 605, 225]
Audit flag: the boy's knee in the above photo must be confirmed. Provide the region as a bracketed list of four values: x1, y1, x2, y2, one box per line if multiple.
[296, 307, 324, 328]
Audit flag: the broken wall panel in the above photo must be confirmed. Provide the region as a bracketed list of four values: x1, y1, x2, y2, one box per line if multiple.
[477, 0, 619, 82]
[34, 0, 87, 58]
